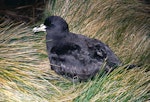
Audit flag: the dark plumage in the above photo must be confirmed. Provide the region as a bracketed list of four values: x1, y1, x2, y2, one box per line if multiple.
[35, 16, 122, 81]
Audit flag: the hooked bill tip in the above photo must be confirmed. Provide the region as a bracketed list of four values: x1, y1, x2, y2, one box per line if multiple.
[32, 24, 46, 33]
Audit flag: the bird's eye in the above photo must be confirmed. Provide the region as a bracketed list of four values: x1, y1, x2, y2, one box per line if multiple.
[44, 18, 51, 27]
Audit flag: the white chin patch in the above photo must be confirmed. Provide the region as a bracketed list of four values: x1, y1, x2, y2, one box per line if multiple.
[32, 24, 46, 33]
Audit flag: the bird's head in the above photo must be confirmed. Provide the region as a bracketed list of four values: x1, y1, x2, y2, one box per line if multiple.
[44, 16, 69, 32]
[33, 16, 69, 40]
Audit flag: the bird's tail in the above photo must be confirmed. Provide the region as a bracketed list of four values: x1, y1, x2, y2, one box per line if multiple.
[124, 64, 141, 69]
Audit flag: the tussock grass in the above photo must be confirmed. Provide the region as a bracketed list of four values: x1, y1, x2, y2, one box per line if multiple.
[0, 0, 150, 102]
[0, 20, 69, 101]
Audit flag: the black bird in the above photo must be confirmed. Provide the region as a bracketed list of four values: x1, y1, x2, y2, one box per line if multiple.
[33, 16, 121, 81]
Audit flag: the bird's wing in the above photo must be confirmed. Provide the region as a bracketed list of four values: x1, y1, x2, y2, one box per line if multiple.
[85, 38, 121, 67]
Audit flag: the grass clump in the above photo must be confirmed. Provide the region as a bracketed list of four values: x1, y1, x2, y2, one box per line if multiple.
[0, 20, 68, 101]
[0, 0, 150, 102]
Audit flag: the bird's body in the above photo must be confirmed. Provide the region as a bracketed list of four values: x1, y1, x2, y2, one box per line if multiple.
[33, 16, 121, 81]
[47, 32, 121, 81]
